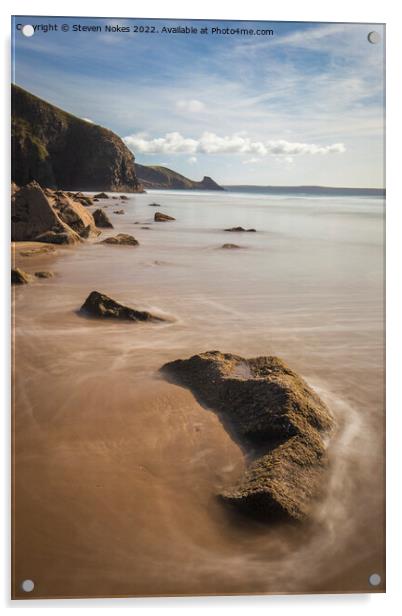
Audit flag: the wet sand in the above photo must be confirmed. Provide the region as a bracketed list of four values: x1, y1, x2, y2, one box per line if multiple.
[12, 190, 385, 598]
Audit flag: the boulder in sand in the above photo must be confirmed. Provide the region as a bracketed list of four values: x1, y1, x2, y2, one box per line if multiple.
[120, 195, 129, 200]
[80, 291, 166, 322]
[113, 209, 125, 215]
[148, 202, 161, 207]
[161, 351, 334, 521]
[11, 181, 81, 244]
[154, 212, 176, 222]
[224, 226, 256, 232]
[100, 234, 139, 246]
[12, 267, 32, 284]
[221, 243, 242, 249]
[94, 192, 109, 199]
[34, 271, 54, 279]
[93, 208, 113, 229]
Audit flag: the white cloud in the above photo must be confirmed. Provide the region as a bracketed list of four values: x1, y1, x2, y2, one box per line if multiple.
[176, 99, 205, 113]
[124, 131, 345, 157]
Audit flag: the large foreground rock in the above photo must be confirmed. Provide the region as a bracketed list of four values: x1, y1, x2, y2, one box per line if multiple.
[161, 351, 334, 521]
[80, 291, 166, 322]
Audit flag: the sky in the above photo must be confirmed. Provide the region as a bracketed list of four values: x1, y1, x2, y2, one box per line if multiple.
[12, 17, 385, 187]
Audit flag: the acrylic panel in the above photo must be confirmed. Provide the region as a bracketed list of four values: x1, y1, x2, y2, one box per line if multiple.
[11, 16, 385, 599]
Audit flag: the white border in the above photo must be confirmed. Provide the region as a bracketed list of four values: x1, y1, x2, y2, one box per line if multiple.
[1, 1, 401, 614]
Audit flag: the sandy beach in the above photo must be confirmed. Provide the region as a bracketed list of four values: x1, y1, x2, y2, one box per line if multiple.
[12, 189, 385, 598]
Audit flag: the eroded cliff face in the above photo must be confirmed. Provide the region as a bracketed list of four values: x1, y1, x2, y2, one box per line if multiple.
[12, 84, 143, 193]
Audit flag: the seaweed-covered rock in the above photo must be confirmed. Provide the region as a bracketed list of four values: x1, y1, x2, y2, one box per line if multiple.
[93, 208, 113, 229]
[12, 267, 31, 284]
[100, 234, 139, 246]
[161, 351, 334, 521]
[154, 212, 176, 222]
[80, 291, 165, 322]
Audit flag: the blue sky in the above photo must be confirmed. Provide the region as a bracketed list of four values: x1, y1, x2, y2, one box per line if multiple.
[12, 17, 385, 187]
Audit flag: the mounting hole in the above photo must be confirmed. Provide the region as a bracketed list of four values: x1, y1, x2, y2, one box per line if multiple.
[22, 25, 34, 37]
[369, 573, 381, 587]
[367, 31, 380, 44]
[21, 579, 35, 592]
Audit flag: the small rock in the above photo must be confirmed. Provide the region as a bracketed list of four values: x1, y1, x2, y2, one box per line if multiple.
[224, 227, 256, 232]
[113, 209, 125, 215]
[141, 226, 151, 230]
[12, 268, 31, 284]
[80, 291, 166, 322]
[221, 243, 242, 249]
[120, 195, 129, 200]
[94, 192, 109, 199]
[34, 271, 54, 279]
[93, 208, 113, 229]
[100, 234, 139, 246]
[154, 212, 176, 222]
[148, 202, 161, 207]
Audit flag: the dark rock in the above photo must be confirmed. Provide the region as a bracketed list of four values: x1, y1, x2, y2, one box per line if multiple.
[100, 234, 139, 246]
[224, 227, 256, 232]
[141, 226, 151, 230]
[221, 243, 242, 249]
[120, 195, 129, 200]
[93, 198, 99, 202]
[154, 212, 176, 222]
[161, 351, 334, 521]
[34, 271, 54, 278]
[148, 202, 161, 207]
[34, 230, 78, 245]
[80, 291, 165, 322]
[94, 192, 109, 199]
[12, 267, 31, 284]
[93, 208, 113, 229]
[113, 209, 125, 215]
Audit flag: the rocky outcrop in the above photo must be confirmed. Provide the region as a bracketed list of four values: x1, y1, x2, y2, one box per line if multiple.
[12, 268, 31, 284]
[12, 84, 144, 192]
[224, 227, 256, 232]
[154, 212, 176, 222]
[80, 291, 166, 322]
[11, 181, 88, 244]
[135, 163, 224, 191]
[100, 234, 139, 246]
[161, 351, 334, 521]
[93, 208, 113, 229]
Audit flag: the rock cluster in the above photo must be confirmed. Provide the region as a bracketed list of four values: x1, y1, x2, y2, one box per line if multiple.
[11, 181, 98, 244]
[100, 234, 139, 246]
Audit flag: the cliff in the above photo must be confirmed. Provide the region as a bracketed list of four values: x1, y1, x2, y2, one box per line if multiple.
[11, 84, 143, 192]
[135, 163, 224, 191]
